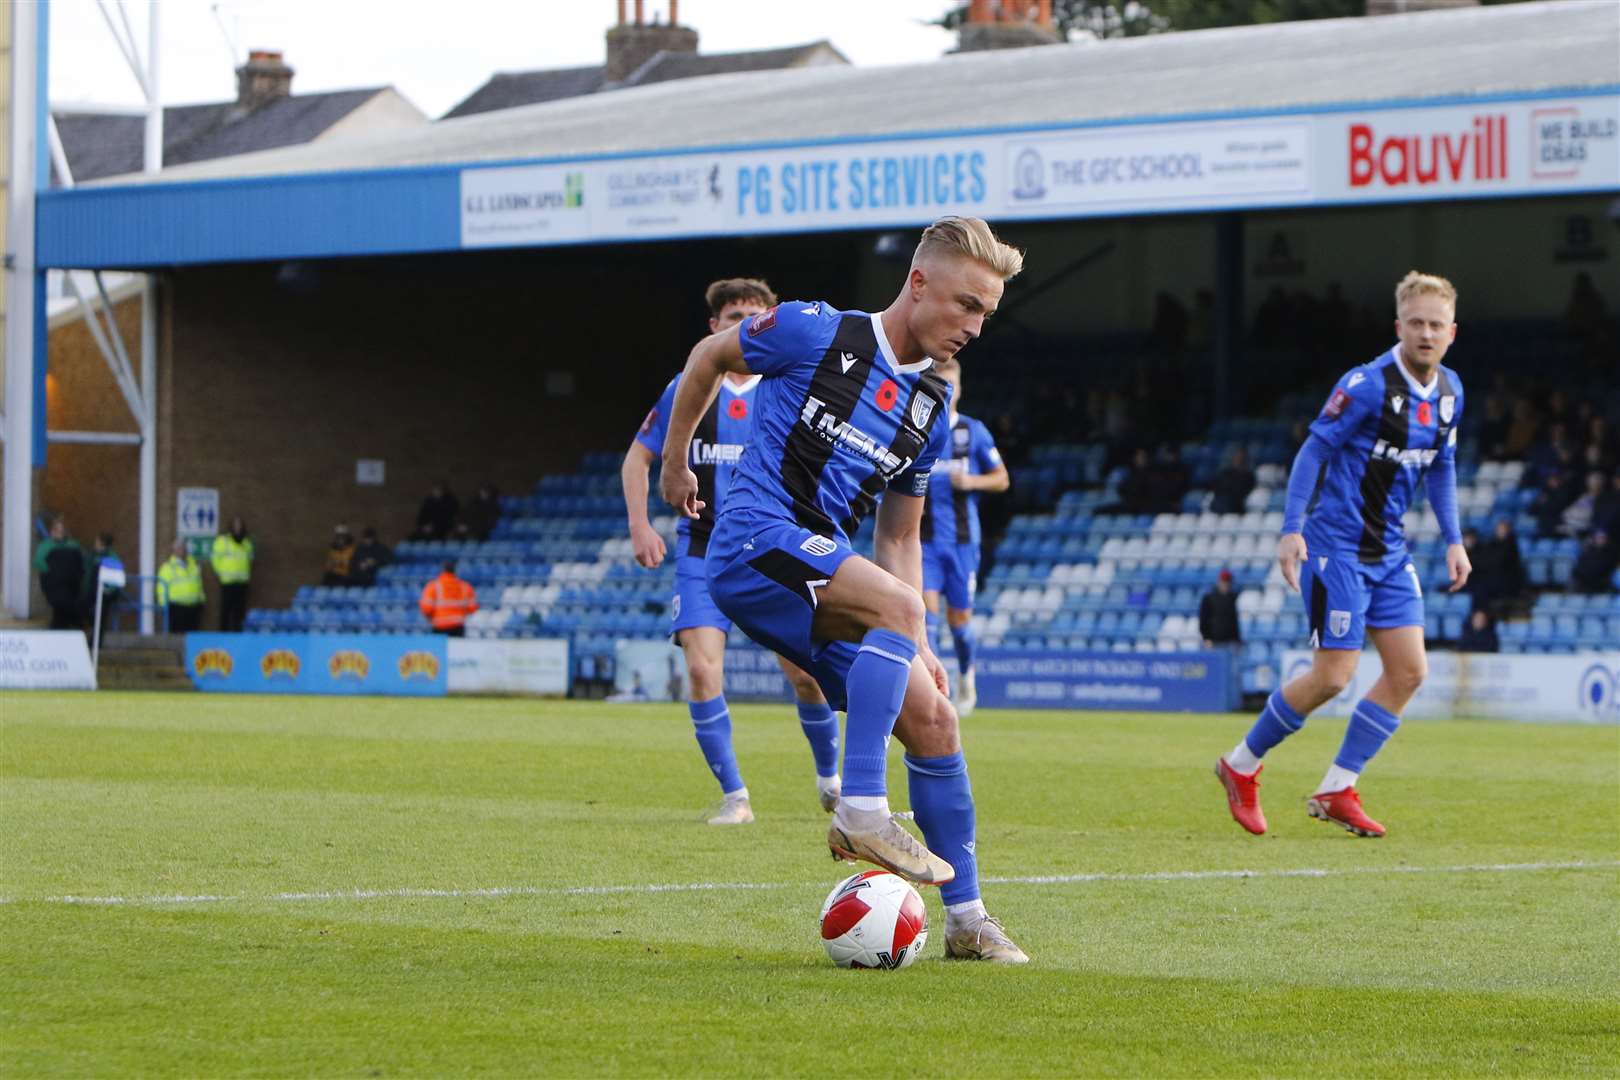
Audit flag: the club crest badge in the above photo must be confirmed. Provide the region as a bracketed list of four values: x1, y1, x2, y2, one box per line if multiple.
[909, 394, 937, 430]
[1440, 395, 1455, 423]
[1329, 610, 1352, 638]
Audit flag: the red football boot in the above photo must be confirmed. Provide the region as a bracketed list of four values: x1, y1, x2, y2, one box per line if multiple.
[1214, 758, 1267, 835]
[1306, 786, 1386, 837]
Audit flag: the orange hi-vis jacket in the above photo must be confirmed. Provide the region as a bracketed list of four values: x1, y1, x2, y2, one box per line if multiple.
[420, 572, 478, 630]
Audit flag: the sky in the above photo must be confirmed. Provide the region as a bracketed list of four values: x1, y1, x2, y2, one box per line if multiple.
[47, 0, 962, 118]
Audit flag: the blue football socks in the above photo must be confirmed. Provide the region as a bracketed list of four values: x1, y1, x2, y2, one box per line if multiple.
[950, 622, 978, 675]
[1242, 689, 1306, 759]
[688, 696, 744, 795]
[796, 701, 840, 779]
[906, 752, 979, 906]
[841, 629, 917, 797]
[1336, 698, 1402, 772]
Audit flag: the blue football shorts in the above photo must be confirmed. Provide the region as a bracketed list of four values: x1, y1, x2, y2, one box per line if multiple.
[670, 554, 731, 639]
[922, 541, 979, 612]
[1299, 549, 1424, 651]
[706, 508, 865, 710]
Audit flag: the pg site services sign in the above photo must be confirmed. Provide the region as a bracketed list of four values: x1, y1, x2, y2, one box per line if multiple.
[187, 633, 447, 696]
[460, 93, 1616, 249]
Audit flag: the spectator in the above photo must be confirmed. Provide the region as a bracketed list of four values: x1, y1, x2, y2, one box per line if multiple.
[1198, 569, 1242, 648]
[1210, 446, 1257, 515]
[322, 525, 357, 587]
[419, 559, 478, 636]
[1479, 393, 1511, 461]
[464, 485, 501, 542]
[210, 516, 254, 633]
[1526, 422, 1575, 487]
[1594, 471, 1620, 536]
[414, 483, 459, 541]
[32, 518, 85, 631]
[1470, 519, 1527, 613]
[1571, 529, 1617, 595]
[1504, 398, 1541, 460]
[1457, 610, 1500, 653]
[157, 538, 205, 633]
[1530, 472, 1575, 538]
[1146, 443, 1191, 514]
[83, 532, 124, 639]
[1115, 447, 1155, 515]
[1560, 471, 1607, 538]
[351, 527, 393, 587]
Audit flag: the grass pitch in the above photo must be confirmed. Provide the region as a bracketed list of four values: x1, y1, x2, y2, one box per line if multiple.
[2, 692, 1616, 1077]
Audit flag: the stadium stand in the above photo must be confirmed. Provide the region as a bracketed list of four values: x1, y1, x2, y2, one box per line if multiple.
[244, 319, 1618, 692]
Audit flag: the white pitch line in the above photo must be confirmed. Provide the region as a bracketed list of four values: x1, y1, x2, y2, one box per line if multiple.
[4, 860, 1613, 909]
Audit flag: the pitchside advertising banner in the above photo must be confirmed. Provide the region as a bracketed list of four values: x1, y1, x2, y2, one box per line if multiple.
[0, 631, 97, 690]
[187, 633, 448, 696]
[458, 93, 1617, 248]
[1280, 650, 1620, 725]
[975, 649, 1237, 712]
[447, 638, 569, 696]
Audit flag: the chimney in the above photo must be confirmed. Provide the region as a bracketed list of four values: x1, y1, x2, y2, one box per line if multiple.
[604, 3, 697, 82]
[235, 49, 294, 110]
[956, 1, 1061, 51]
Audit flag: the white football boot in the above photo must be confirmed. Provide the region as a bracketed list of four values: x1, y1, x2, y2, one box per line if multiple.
[704, 794, 754, 826]
[827, 802, 955, 886]
[955, 669, 978, 719]
[944, 912, 1030, 964]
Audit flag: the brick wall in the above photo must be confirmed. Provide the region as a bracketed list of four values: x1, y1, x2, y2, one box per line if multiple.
[39, 233, 867, 614]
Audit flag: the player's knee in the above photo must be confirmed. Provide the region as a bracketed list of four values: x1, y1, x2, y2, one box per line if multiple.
[1313, 663, 1353, 700]
[875, 585, 926, 641]
[685, 655, 723, 699]
[946, 608, 972, 629]
[786, 669, 823, 702]
[1387, 660, 1427, 698]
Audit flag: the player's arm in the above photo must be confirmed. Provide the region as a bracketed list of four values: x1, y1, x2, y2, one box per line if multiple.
[952, 423, 1009, 493]
[621, 441, 665, 569]
[660, 326, 749, 518]
[1427, 389, 1469, 592]
[1277, 434, 1331, 592]
[1278, 375, 1373, 591]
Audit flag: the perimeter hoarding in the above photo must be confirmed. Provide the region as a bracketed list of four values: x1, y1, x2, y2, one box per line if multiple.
[0, 631, 96, 690]
[187, 633, 447, 696]
[1280, 649, 1620, 724]
[460, 94, 1618, 250]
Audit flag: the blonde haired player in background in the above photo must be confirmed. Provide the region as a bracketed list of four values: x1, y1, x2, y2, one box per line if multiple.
[1215, 271, 1470, 838]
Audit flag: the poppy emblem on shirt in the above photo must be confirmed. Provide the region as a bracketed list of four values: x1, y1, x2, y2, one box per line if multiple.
[1417, 401, 1433, 426]
[875, 379, 900, 412]
[727, 397, 748, 420]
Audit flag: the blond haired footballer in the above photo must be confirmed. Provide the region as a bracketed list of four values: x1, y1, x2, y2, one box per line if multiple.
[1215, 272, 1470, 837]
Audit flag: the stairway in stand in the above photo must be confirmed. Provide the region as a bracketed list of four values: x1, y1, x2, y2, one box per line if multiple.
[97, 633, 194, 692]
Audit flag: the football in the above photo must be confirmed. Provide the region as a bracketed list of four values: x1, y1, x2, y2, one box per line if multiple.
[818, 870, 928, 970]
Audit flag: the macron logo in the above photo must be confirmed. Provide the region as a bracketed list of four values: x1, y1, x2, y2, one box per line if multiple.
[839, 352, 859, 375]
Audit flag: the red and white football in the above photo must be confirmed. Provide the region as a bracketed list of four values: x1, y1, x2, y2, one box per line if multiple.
[818, 870, 928, 970]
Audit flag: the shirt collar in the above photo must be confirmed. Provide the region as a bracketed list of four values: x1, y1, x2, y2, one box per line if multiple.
[1389, 345, 1439, 400]
[722, 374, 762, 395]
[871, 313, 934, 375]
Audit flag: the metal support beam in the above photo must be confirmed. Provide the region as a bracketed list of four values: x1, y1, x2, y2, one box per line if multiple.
[139, 3, 162, 630]
[2, 0, 48, 618]
[48, 431, 142, 445]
